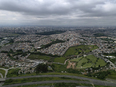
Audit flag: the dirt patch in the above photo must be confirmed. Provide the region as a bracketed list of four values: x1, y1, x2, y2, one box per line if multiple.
[67, 61, 76, 69]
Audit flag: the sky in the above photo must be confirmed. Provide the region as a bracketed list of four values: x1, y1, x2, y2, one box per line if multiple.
[0, 0, 116, 26]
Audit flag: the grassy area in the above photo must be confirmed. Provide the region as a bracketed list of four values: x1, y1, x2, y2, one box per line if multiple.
[70, 55, 106, 69]
[15, 83, 111, 87]
[96, 58, 106, 67]
[107, 70, 116, 80]
[28, 54, 52, 60]
[54, 57, 66, 63]
[0, 69, 5, 78]
[41, 39, 65, 49]
[63, 45, 98, 57]
[7, 68, 20, 77]
[4, 77, 86, 85]
[71, 57, 82, 62]
[35, 30, 66, 35]
[52, 63, 67, 72]
[0, 66, 9, 69]
[83, 63, 93, 68]
[86, 55, 97, 63]
[28, 53, 67, 63]
[76, 58, 88, 68]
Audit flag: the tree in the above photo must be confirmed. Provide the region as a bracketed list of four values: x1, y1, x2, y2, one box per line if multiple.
[35, 64, 48, 73]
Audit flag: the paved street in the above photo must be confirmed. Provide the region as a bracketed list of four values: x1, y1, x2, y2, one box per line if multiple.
[3, 75, 116, 87]
[0, 68, 8, 78]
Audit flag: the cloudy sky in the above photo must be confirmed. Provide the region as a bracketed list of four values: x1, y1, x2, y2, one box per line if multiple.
[0, 0, 116, 26]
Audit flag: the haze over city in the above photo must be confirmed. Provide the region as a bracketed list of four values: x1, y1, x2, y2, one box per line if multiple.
[0, 0, 116, 26]
[1, 0, 116, 87]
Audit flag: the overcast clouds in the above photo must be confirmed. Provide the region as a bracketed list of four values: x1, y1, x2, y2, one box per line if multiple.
[0, 0, 116, 26]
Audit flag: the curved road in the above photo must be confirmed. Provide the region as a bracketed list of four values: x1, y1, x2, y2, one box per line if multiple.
[0, 68, 8, 78]
[2, 80, 116, 87]
[1, 80, 96, 87]
[4, 75, 116, 87]
[0, 73, 3, 78]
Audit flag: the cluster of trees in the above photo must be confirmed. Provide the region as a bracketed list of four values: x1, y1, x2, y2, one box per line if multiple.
[9, 39, 14, 43]
[15, 40, 31, 43]
[31, 51, 60, 57]
[41, 39, 65, 49]
[94, 33, 106, 37]
[36, 30, 66, 35]
[86, 70, 111, 80]
[7, 69, 20, 77]
[104, 52, 116, 56]
[35, 64, 48, 73]
[66, 68, 83, 74]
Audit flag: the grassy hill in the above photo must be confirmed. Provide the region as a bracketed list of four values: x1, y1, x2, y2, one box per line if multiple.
[70, 55, 106, 69]
[63, 45, 98, 57]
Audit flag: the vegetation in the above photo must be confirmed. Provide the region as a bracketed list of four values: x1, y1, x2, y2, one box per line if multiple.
[86, 70, 111, 80]
[15, 40, 31, 43]
[7, 68, 20, 77]
[41, 39, 65, 49]
[15, 33, 26, 35]
[51, 64, 67, 72]
[63, 45, 98, 57]
[28, 54, 51, 60]
[4, 77, 85, 85]
[104, 52, 116, 56]
[107, 70, 116, 80]
[54, 57, 66, 63]
[8, 39, 14, 44]
[101, 38, 114, 42]
[15, 83, 111, 87]
[0, 69, 5, 78]
[95, 58, 106, 67]
[28, 52, 67, 63]
[35, 30, 66, 35]
[94, 33, 106, 37]
[35, 64, 48, 73]
[70, 55, 106, 69]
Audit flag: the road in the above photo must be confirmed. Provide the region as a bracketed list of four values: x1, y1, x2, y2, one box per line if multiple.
[0, 78, 5, 81]
[4, 75, 116, 87]
[1, 80, 95, 87]
[0, 73, 3, 78]
[2, 80, 116, 87]
[0, 68, 8, 78]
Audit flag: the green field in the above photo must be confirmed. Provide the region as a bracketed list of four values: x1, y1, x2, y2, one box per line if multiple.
[95, 58, 106, 67]
[28, 54, 67, 63]
[76, 58, 88, 68]
[0, 69, 5, 78]
[28, 54, 52, 60]
[7, 68, 20, 77]
[83, 63, 93, 68]
[54, 57, 66, 63]
[71, 57, 82, 62]
[63, 45, 98, 57]
[70, 55, 106, 69]
[86, 55, 97, 63]
[107, 70, 116, 80]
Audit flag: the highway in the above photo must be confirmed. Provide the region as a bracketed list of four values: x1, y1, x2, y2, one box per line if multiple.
[3, 75, 116, 87]
[1, 80, 97, 87]
[2, 80, 116, 87]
